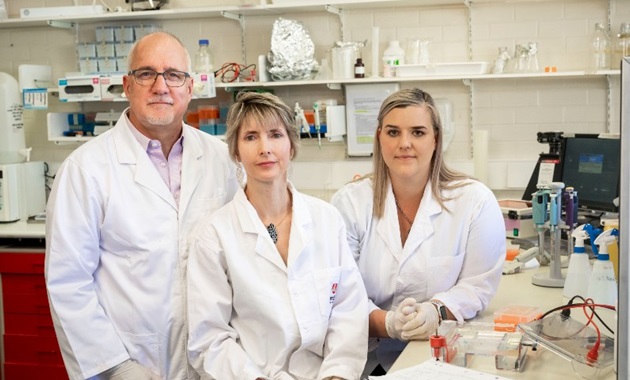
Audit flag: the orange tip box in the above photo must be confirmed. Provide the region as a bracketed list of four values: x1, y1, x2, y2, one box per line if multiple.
[494, 304, 542, 332]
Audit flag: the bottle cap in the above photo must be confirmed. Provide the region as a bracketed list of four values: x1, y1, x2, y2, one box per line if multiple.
[199, 39, 209, 45]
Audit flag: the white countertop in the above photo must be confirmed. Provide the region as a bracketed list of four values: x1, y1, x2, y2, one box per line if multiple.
[0, 220, 46, 238]
[389, 265, 617, 379]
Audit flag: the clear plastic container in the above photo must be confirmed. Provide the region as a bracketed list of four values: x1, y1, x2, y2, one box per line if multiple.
[194, 39, 214, 73]
[615, 22, 630, 69]
[590, 23, 611, 71]
[383, 40, 405, 77]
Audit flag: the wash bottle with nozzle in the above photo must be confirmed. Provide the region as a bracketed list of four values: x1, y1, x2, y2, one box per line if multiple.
[586, 228, 618, 306]
[562, 225, 592, 299]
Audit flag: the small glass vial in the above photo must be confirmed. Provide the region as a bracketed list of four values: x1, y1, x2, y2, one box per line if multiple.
[354, 58, 365, 78]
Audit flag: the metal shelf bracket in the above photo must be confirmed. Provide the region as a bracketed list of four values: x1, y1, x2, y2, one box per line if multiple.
[47, 20, 75, 29]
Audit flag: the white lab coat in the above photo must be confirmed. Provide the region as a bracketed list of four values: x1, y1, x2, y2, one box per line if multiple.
[188, 184, 369, 380]
[330, 178, 505, 370]
[45, 111, 238, 380]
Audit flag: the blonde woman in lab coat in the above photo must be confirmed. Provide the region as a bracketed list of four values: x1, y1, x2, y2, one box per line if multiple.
[187, 92, 369, 380]
[330, 88, 505, 375]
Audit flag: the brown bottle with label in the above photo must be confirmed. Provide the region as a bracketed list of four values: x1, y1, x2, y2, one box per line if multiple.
[354, 58, 365, 78]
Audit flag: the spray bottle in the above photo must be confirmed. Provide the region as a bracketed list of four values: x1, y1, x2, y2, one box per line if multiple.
[562, 225, 592, 299]
[586, 228, 618, 306]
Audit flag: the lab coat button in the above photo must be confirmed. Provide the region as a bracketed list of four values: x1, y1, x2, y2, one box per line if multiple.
[160, 162, 166, 167]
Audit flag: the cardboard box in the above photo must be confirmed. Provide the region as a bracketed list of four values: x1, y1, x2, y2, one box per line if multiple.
[499, 199, 536, 238]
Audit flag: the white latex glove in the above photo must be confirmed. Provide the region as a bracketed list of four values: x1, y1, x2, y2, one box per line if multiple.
[103, 359, 161, 380]
[385, 297, 417, 341]
[400, 302, 440, 341]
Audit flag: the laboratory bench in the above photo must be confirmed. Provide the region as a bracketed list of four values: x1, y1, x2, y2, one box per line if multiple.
[0, 222, 66, 380]
[388, 265, 616, 379]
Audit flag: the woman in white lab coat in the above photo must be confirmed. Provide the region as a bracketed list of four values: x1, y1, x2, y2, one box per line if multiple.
[330, 88, 505, 374]
[187, 92, 369, 380]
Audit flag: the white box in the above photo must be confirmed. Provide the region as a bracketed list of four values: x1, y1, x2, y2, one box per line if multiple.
[95, 26, 116, 43]
[58, 75, 101, 102]
[96, 42, 116, 57]
[192, 73, 216, 99]
[499, 199, 537, 239]
[98, 57, 117, 73]
[100, 75, 125, 101]
[79, 58, 99, 74]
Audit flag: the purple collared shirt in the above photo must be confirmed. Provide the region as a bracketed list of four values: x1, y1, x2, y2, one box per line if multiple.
[126, 113, 183, 207]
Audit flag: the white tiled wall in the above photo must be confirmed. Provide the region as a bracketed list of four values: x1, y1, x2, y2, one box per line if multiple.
[1, 0, 628, 198]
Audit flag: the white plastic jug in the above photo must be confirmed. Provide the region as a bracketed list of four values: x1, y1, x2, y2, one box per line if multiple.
[0, 72, 25, 164]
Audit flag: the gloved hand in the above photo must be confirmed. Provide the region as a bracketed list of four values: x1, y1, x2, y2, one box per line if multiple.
[103, 359, 161, 380]
[385, 297, 417, 341]
[400, 301, 440, 341]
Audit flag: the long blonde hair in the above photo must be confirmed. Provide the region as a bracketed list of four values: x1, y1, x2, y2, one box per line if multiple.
[370, 88, 471, 218]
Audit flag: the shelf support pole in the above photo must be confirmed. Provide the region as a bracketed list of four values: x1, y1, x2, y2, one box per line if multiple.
[221, 11, 247, 65]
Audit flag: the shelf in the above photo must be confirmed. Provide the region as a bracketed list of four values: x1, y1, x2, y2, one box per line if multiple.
[0, 0, 466, 29]
[47, 69, 620, 100]
[215, 69, 621, 90]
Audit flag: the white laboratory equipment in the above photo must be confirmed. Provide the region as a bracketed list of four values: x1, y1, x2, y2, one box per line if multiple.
[0, 72, 26, 165]
[562, 225, 592, 299]
[586, 228, 618, 306]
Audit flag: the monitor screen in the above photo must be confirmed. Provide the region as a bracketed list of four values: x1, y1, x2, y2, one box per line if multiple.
[560, 135, 620, 213]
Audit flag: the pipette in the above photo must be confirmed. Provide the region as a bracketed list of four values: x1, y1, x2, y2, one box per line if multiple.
[532, 182, 566, 287]
[294, 102, 310, 138]
[532, 185, 549, 266]
[313, 102, 322, 149]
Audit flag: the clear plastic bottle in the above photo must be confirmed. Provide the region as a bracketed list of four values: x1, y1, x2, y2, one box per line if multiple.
[382, 40, 405, 78]
[586, 228, 618, 306]
[492, 47, 511, 74]
[615, 22, 630, 69]
[590, 23, 611, 71]
[194, 39, 214, 73]
[562, 226, 592, 299]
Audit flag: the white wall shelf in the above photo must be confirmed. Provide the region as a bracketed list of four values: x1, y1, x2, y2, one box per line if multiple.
[0, 0, 466, 30]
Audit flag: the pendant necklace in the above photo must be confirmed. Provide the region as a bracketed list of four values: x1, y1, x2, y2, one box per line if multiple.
[266, 208, 291, 244]
[394, 196, 414, 233]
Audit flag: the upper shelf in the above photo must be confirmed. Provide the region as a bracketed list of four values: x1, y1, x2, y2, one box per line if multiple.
[215, 69, 621, 90]
[0, 0, 485, 29]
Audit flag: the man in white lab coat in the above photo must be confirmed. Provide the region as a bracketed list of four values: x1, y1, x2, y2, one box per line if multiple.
[45, 32, 238, 379]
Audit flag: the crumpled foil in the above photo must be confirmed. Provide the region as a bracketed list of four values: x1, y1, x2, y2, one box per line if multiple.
[267, 18, 318, 81]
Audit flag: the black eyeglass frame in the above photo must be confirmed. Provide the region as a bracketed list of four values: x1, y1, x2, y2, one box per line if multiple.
[127, 69, 191, 87]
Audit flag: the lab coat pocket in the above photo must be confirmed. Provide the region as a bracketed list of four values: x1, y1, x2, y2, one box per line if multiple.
[118, 331, 161, 376]
[313, 266, 342, 318]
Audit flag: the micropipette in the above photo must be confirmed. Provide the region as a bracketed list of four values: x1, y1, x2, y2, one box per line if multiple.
[313, 102, 321, 149]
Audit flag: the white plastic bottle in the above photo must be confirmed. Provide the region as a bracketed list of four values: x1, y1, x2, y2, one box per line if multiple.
[590, 22, 611, 71]
[586, 228, 618, 306]
[562, 225, 592, 299]
[0, 72, 25, 164]
[382, 40, 405, 78]
[194, 39, 214, 73]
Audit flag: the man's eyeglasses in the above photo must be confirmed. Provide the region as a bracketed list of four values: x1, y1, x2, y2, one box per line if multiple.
[128, 69, 190, 87]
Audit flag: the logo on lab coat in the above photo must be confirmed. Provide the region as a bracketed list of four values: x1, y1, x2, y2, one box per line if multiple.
[329, 283, 338, 304]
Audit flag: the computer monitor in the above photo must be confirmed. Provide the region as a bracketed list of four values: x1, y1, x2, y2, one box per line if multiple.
[560, 134, 620, 213]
